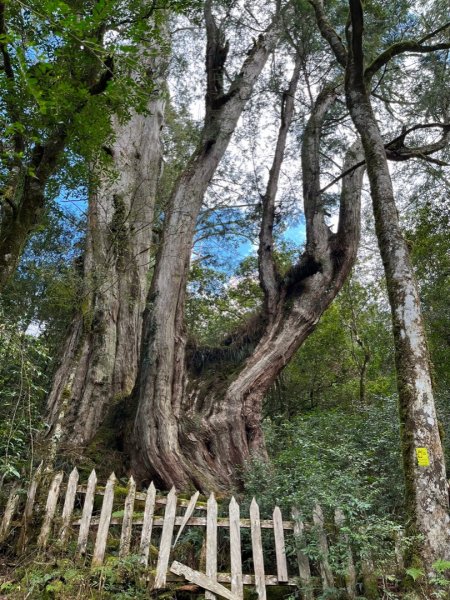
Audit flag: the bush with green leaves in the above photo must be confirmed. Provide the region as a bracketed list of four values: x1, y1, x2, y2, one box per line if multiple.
[0, 307, 50, 487]
[244, 398, 405, 569]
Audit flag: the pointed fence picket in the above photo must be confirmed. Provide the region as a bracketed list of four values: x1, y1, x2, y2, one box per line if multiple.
[0, 464, 388, 599]
[77, 468, 97, 556]
[0, 484, 19, 543]
[140, 481, 156, 566]
[154, 486, 177, 589]
[92, 472, 116, 567]
[229, 497, 243, 599]
[59, 467, 79, 544]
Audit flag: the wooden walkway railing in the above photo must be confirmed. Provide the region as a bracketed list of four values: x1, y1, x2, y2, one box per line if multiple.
[0, 465, 383, 599]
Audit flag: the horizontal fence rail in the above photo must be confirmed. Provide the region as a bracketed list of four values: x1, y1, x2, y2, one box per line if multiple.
[0, 465, 404, 599]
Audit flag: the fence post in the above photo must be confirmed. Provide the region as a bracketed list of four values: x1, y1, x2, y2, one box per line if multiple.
[0, 484, 19, 544]
[37, 471, 64, 550]
[229, 497, 243, 599]
[17, 461, 43, 553]
[154, 486, 177, 589]
[59, 467, 79, 544]
[292, 507, 313, 600]
[273, 506, 288, 582]
[92, 472, 116, 567]
[140, 481, 156, 566]
[205, 492, 218, 600]
[250, 498, 266, 600]
[334, 508, 356, 599]
[77, 469, 97, 556]
[313, 504, 334, 591]
[119, 476, 136, 558]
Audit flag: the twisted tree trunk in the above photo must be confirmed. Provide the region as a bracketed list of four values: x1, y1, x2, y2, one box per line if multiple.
[131, 57, 365, 490]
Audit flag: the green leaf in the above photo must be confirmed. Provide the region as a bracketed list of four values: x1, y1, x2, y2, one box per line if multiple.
[405, 567, 424, 582]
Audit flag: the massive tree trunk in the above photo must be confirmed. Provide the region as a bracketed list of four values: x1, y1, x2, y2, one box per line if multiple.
[46, 80, 165, 456]
[131, 2, 287, 488]
[131, 16, 365, 492]
[311, 0, 450, 570]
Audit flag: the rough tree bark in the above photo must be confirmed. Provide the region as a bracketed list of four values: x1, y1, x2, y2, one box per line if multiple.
[310, 0, 450, 570]
[131, 0, 365, 489]
[46, 60, 166, 457]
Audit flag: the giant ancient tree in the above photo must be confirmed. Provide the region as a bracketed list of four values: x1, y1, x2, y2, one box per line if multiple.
[46, 0, 366, 490]
[309, 0, 450, 570]
[129, 1, 367, 490]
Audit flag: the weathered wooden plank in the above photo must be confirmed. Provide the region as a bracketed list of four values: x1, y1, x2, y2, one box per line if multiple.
[92, 472, 116, 567]
[335, 509, 356, 599]
[17, 461, 43, 553]
[119, 476, 136, 558]
[154, 486, 177, 589]
[312, 504, 334, 591]
[167, 572, 297, 586]
[173, 490, 199, 548]
[140, 481, 156, 566]
[0, 484, 19, 543]
[361, 555, 377, 598]
[205, 493, 218, 600]
[77, 469, 97, 556]
[250, 498, 266, 600]
[59, 467, 79, 544]
[170, 561, 240, 600]
[273, 507, 288, 582]
[229, 497, 243, 599]
[72, 514, 295, 530]
[292, 508, 313, 600]
[37, 471, 64, 549]
[77, 486, 206, 510]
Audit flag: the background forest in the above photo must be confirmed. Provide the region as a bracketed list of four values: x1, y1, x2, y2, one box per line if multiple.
[0, 0, 449, 597]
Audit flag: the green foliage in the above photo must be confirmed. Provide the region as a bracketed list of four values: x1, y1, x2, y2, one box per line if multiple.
[4, 555, 152, 599]
[244, 398, 405, 565]
[0, 306, 50, 485]
[265, 277, 396, 417]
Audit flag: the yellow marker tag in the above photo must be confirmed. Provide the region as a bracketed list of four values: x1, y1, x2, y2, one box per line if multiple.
[416, 448, 430, 467]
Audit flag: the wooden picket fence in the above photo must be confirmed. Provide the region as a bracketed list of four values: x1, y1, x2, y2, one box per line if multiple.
[0, 464, 384, 599]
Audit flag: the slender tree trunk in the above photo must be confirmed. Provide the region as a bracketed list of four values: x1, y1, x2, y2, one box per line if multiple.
[342, 0, 450, 570]
[46, 90, 165, 454]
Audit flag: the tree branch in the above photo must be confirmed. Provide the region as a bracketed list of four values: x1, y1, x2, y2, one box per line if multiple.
[204, 0, 229, 121]
[347, 0, 365, 89]
[319, 122, 450, 193]
[307, 0, 347, 68]
[365, 37, 450, 83]
[258, 54, 302, 319]
[301, 83, 339, 253]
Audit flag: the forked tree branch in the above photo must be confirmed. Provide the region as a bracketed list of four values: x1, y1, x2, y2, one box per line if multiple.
[258, 53, 302, 319]
[320, 122, 450, 194]
[307, 0, 347, 67]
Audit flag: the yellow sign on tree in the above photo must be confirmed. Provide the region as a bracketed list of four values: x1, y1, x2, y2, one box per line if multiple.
[416, 448, 430, 467]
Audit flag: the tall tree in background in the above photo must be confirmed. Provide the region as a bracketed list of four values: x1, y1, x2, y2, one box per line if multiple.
[309, 0, 450, 570]
[0, 0, 177, 290]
